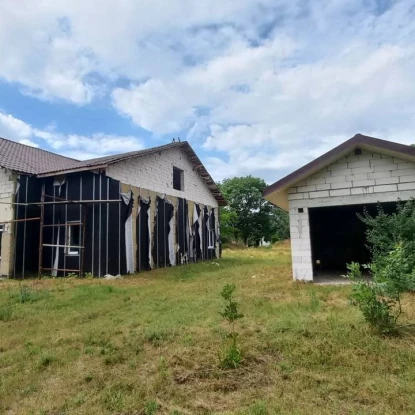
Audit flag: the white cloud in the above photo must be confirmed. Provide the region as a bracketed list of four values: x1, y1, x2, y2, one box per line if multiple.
[0, 111, 143, 160]
[110, 0, 415, 181]
[2, 0, 415, 182]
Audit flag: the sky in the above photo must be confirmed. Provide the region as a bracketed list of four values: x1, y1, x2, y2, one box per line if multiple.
[1, 0, 415, 183]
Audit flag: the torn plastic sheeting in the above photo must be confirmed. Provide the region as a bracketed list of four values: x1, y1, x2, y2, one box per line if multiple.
[121, 190, 134, 273]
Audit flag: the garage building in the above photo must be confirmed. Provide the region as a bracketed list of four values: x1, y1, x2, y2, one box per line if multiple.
[264, 134, 415, 281]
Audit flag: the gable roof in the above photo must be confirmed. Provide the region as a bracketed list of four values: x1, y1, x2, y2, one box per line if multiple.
[0, 136, 80, 175]
[0, 137, 226, 206]
[264, 134, 415, 210]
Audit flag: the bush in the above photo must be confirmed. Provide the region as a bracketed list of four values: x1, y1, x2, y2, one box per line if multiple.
[346, 200, 415, 334]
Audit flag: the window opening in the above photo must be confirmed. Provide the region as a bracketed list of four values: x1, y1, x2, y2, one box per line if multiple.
[66, 223, 81, 255]
[173, 167, 184, 191]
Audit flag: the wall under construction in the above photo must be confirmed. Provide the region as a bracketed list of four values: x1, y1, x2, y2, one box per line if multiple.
[12, 171, 220, 278]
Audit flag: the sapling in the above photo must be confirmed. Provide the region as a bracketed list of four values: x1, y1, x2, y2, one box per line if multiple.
[219, 283, 244, 369]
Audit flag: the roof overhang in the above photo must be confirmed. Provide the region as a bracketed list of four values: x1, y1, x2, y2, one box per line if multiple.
[263, 134, 415, 211]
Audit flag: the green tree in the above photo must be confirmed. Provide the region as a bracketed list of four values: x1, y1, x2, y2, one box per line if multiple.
[219, 209, 238, 243]
[219, 176, 288, 246]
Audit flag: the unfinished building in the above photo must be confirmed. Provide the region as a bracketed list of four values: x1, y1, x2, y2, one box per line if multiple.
[0, 138, 225, 278]
[264, 134, 415, 281]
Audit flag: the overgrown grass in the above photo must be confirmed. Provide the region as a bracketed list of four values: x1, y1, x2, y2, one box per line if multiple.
[1, 242, 415, 414]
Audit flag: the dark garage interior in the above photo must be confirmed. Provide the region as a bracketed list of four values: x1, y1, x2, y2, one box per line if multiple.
[309, 202, 398, 276]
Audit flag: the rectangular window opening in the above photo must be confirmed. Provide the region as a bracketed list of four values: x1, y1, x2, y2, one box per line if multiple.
[66, 223, 81, 255]
[173, 167, 184, 191]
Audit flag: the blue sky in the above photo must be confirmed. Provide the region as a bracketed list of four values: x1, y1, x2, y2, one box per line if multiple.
[0, 0, 415, 182]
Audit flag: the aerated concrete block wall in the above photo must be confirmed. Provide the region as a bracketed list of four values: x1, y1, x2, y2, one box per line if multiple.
[106, 147, 219, 208]
[0, 168, 17, 276]
[287, 150, 415, 281]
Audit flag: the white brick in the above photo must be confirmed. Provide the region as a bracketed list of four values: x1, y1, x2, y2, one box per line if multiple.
[309, 190, 330, 198]
[346, 173, 368, 181]
[399, 175, 415, 183]
[287, 188, 297, 194]
[368, 171, 392, 179]
[316, 183, 330, 191]
[331, 181, 352, 189]
[398, 182, 415, 191]
[348, 160, 370, 169]
[288, 193, 304, 200]
[294, 250, 312, 257]
[328, 163, 348, 172]
[301, 256, 312, 263]
[374, 164, 397, 172]
[392, 168, 415, 177]
[305, 178, 326, 186]
[309, 169, 330, 179]
[373, 184, 398, 193]
[297, 185, 317, 192]
[369, 158, 395, 166]
[351, 187, 374, 195]
[330, 189, 351, 196]
[397, 162, 415, 170]
[352, 167, 374, 174]
[345, 154, 360, 162]
[375, 177, 399, 185]
[325, 175, 346, 183]
[353, 179, 375, 187]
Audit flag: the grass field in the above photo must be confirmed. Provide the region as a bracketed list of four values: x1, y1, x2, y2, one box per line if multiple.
[1, 243, 415, 415]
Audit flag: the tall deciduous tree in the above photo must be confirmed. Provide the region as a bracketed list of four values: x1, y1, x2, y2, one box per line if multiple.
[219, 176, 288, 246]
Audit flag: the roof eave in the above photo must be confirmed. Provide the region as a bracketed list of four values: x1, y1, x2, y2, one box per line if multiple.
[263, 134, 415, 210]
[36, 164, 109, 178]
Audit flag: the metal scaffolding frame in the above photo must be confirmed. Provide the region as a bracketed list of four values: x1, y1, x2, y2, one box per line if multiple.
[36, 183, 122, 278]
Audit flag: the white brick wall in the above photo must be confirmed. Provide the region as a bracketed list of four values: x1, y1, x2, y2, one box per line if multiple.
[0, 168, 16, 223]
[106, 147, 218, 208]
[287, 150, 415, 281]
[289, 207, 313, 281]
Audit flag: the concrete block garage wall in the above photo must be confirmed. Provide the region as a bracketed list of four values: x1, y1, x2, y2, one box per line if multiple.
[287, 150, 415, 281]
[106, 147, 218, 208]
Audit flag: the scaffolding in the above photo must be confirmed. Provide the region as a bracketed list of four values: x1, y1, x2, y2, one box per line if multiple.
[3, 183, 122, 278]
[37, 185, 123, 278]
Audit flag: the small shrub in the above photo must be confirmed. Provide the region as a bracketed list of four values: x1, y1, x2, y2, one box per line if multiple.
[219, 283, 244, 369]
[345, 201, 415, 334]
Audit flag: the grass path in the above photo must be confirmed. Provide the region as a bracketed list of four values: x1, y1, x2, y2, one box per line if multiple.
[1, 244, 414, 414]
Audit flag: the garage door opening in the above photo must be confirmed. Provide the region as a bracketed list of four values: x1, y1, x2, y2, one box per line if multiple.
[309, 202, 397, 277]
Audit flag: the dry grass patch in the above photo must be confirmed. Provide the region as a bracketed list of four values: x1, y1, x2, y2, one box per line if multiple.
[0, 245, 415, 414]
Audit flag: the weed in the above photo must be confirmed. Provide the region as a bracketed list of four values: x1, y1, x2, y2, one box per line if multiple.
[144, 400, 159, 415]
[146, 329, 169, 346]
[0, 303, 13, 321]
[308, 291, 320, 312]
[103, 386, 125, 411]
[37, 354, 56, 370]
[12, 283, 49, 304]
[84, 373, 93, 383]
